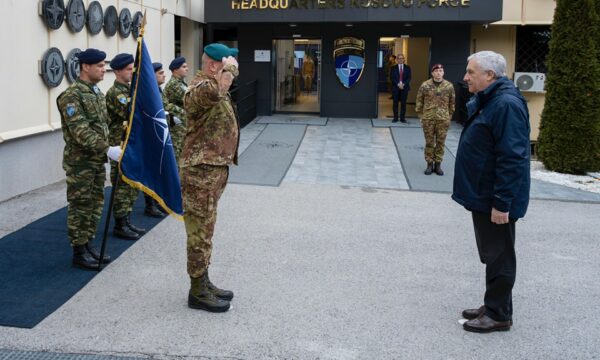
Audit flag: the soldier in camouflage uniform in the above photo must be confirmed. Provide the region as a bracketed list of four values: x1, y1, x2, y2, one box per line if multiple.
[106, 53, 147, 240]
[57, 49, 120, 270]
[415, 63, 456, 176]
[181, 44, 240, 313]
[163, 57, 188, 160]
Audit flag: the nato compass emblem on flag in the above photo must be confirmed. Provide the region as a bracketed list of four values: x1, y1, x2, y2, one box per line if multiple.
[334, 37, 365, 89]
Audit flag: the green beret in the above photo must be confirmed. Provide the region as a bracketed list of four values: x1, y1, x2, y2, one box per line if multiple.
[204, 43, 239, 61]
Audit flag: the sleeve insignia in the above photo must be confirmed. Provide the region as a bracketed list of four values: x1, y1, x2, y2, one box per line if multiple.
[66, 104, 76, 117]
[118, 94, 128, 104]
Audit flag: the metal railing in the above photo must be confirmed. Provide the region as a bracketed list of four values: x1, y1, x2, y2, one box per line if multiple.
[230, 80, 258, 128]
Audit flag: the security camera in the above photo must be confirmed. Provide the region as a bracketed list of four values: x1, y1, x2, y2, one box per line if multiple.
[482, 23, 489, 29]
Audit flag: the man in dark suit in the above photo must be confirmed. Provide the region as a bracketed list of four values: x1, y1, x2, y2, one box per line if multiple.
[390, 53, 412, 123]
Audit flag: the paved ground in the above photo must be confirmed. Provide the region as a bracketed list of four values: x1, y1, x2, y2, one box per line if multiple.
[1, 117, 599, 359]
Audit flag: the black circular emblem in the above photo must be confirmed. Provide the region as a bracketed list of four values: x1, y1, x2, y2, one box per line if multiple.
[65, 0, 85, 32]
[86, 1, 103, 35]
[119, 8, 132, 38]
[42, 0, 65, 30]
[131, 11, 143, 39]
[41, 48, 65, 88]
[65, 48, 81, 83]
[104, 6, 118, 37]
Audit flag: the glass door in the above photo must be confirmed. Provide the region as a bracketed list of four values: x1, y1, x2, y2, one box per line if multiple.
[273, 39, 321, 113]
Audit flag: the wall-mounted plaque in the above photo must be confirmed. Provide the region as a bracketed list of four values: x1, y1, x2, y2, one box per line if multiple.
[118, 8, 132, 38]
[42, 0, 65, 30]
[65, 0, 85, 33]
[131, 11, 143, 39]
[104, 5, 118, 37]
[86, 1, 103, 35]
[65, 48, 81, 83]
[41, 47, 65, 88]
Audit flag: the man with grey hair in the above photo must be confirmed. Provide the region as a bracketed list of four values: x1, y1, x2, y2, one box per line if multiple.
[453, 50, 531, 333]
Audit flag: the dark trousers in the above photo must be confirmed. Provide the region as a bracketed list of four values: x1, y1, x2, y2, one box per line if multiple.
[392, 87, 408, 121]
[472, 211, 516, 322]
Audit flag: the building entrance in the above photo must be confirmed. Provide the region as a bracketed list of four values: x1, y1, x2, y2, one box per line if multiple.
[377, 37, 431, 119]
[273, 39, 321, 114]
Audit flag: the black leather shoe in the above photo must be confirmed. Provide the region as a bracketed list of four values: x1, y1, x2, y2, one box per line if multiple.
[114, 217, 141, 240]
[144, 196, 166, 218]
[126, 214, 146, 235]
[392, 119, 398, 123]
[400, 119, 407, 123]
[72, 245, 100, 270]
[85, 243, 111, 263]
[463, 314, 511, 333]
[462, 305, 485, 320]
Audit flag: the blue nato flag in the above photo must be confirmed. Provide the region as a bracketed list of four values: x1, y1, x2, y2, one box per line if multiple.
[120, 38, 183, 217]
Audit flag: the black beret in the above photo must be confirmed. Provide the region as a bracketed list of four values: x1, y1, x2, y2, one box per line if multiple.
[153, 62, 163, 72]
[204, 43, 239, 61]
[110, 53, 134, 70]
[77, 48, 106, 64]
[169, 57, 186, 71]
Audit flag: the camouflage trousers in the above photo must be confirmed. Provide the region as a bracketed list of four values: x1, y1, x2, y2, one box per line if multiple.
[65, 162, 105, 246]
[181, 164, 229, 278]
[422, 118, 451, 163]
[171, 125, 186, 162]
[110, 160, 138, 218]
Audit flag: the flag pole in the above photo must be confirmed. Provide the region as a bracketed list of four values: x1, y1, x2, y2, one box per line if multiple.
[97, 12, 147, 271]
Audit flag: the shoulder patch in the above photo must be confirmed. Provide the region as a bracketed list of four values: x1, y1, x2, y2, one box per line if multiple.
[66, 104, 76, 117]
[117, 94, 128, 104]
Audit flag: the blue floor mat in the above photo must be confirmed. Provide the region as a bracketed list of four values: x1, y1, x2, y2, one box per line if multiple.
[0, 188, 165, 329]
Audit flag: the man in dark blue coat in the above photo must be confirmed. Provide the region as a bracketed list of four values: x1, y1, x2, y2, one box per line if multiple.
[452, 51, 530, 333]
[390, 53, 411, 123]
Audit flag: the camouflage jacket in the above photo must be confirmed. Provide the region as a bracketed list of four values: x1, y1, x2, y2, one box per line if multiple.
[57, 79, 109, 166]
[181, 65, 240, 168]
[160, 89, 185, 127]
[106, 81, 130, 146]
[164, 76, 187, 108]
[415, 79, 456, 121]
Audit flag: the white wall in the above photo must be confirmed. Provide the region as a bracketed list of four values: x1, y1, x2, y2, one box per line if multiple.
[0, 0, 204, 201]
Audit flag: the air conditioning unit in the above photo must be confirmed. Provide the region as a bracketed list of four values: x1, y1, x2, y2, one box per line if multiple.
[513, 72, 546, 92]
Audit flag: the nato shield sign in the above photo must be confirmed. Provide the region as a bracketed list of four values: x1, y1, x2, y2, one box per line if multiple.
[334, 37, 365, 89]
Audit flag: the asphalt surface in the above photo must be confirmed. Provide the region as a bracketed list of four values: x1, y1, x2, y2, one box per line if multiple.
[0, 181, 599, 359]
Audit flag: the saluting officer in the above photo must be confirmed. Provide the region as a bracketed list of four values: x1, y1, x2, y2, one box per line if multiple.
[163, 56, 188, 160]
[182, 44, 240, 312]
[106, 53, 147, 240]
[57, 48, 121, 269]
[415, 63, 456, 176]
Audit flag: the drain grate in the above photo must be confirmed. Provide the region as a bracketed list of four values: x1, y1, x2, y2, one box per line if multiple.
[0, 350, 144, 360]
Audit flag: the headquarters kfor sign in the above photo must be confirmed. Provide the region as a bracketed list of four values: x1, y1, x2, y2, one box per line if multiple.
[231, 0, 472, 10]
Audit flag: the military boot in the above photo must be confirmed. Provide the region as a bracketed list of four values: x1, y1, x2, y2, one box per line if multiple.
[113, 217, 141, 240]
[85, 242, 111, 263]
[144, 195, 166, 218]
[205, 271, 234, 300]
[72, 245, 100, 270]
[126, 213, 146, 235]
[188, 274, 231, 312]
[424, 162, 434, 175]
[434, 162, 444, 176]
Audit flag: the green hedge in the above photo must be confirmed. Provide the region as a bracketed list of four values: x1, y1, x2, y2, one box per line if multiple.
[537, 0, 600, 174]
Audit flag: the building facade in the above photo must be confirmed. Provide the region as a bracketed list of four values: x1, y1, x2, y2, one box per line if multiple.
[0, 0, 555, 202]
[0, 0, 204, 201]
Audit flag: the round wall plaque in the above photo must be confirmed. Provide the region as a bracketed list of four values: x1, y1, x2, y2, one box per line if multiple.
[86, 1, 103, 35]
[41, 47, 65, 88]
[66, 0, 85, 32]
[42, 0, 65, 30]
[104, 5, 118, 37]
[65, 48, 81, 83]
[118, 8, 132, 38]
[131, 11, 143, 39]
